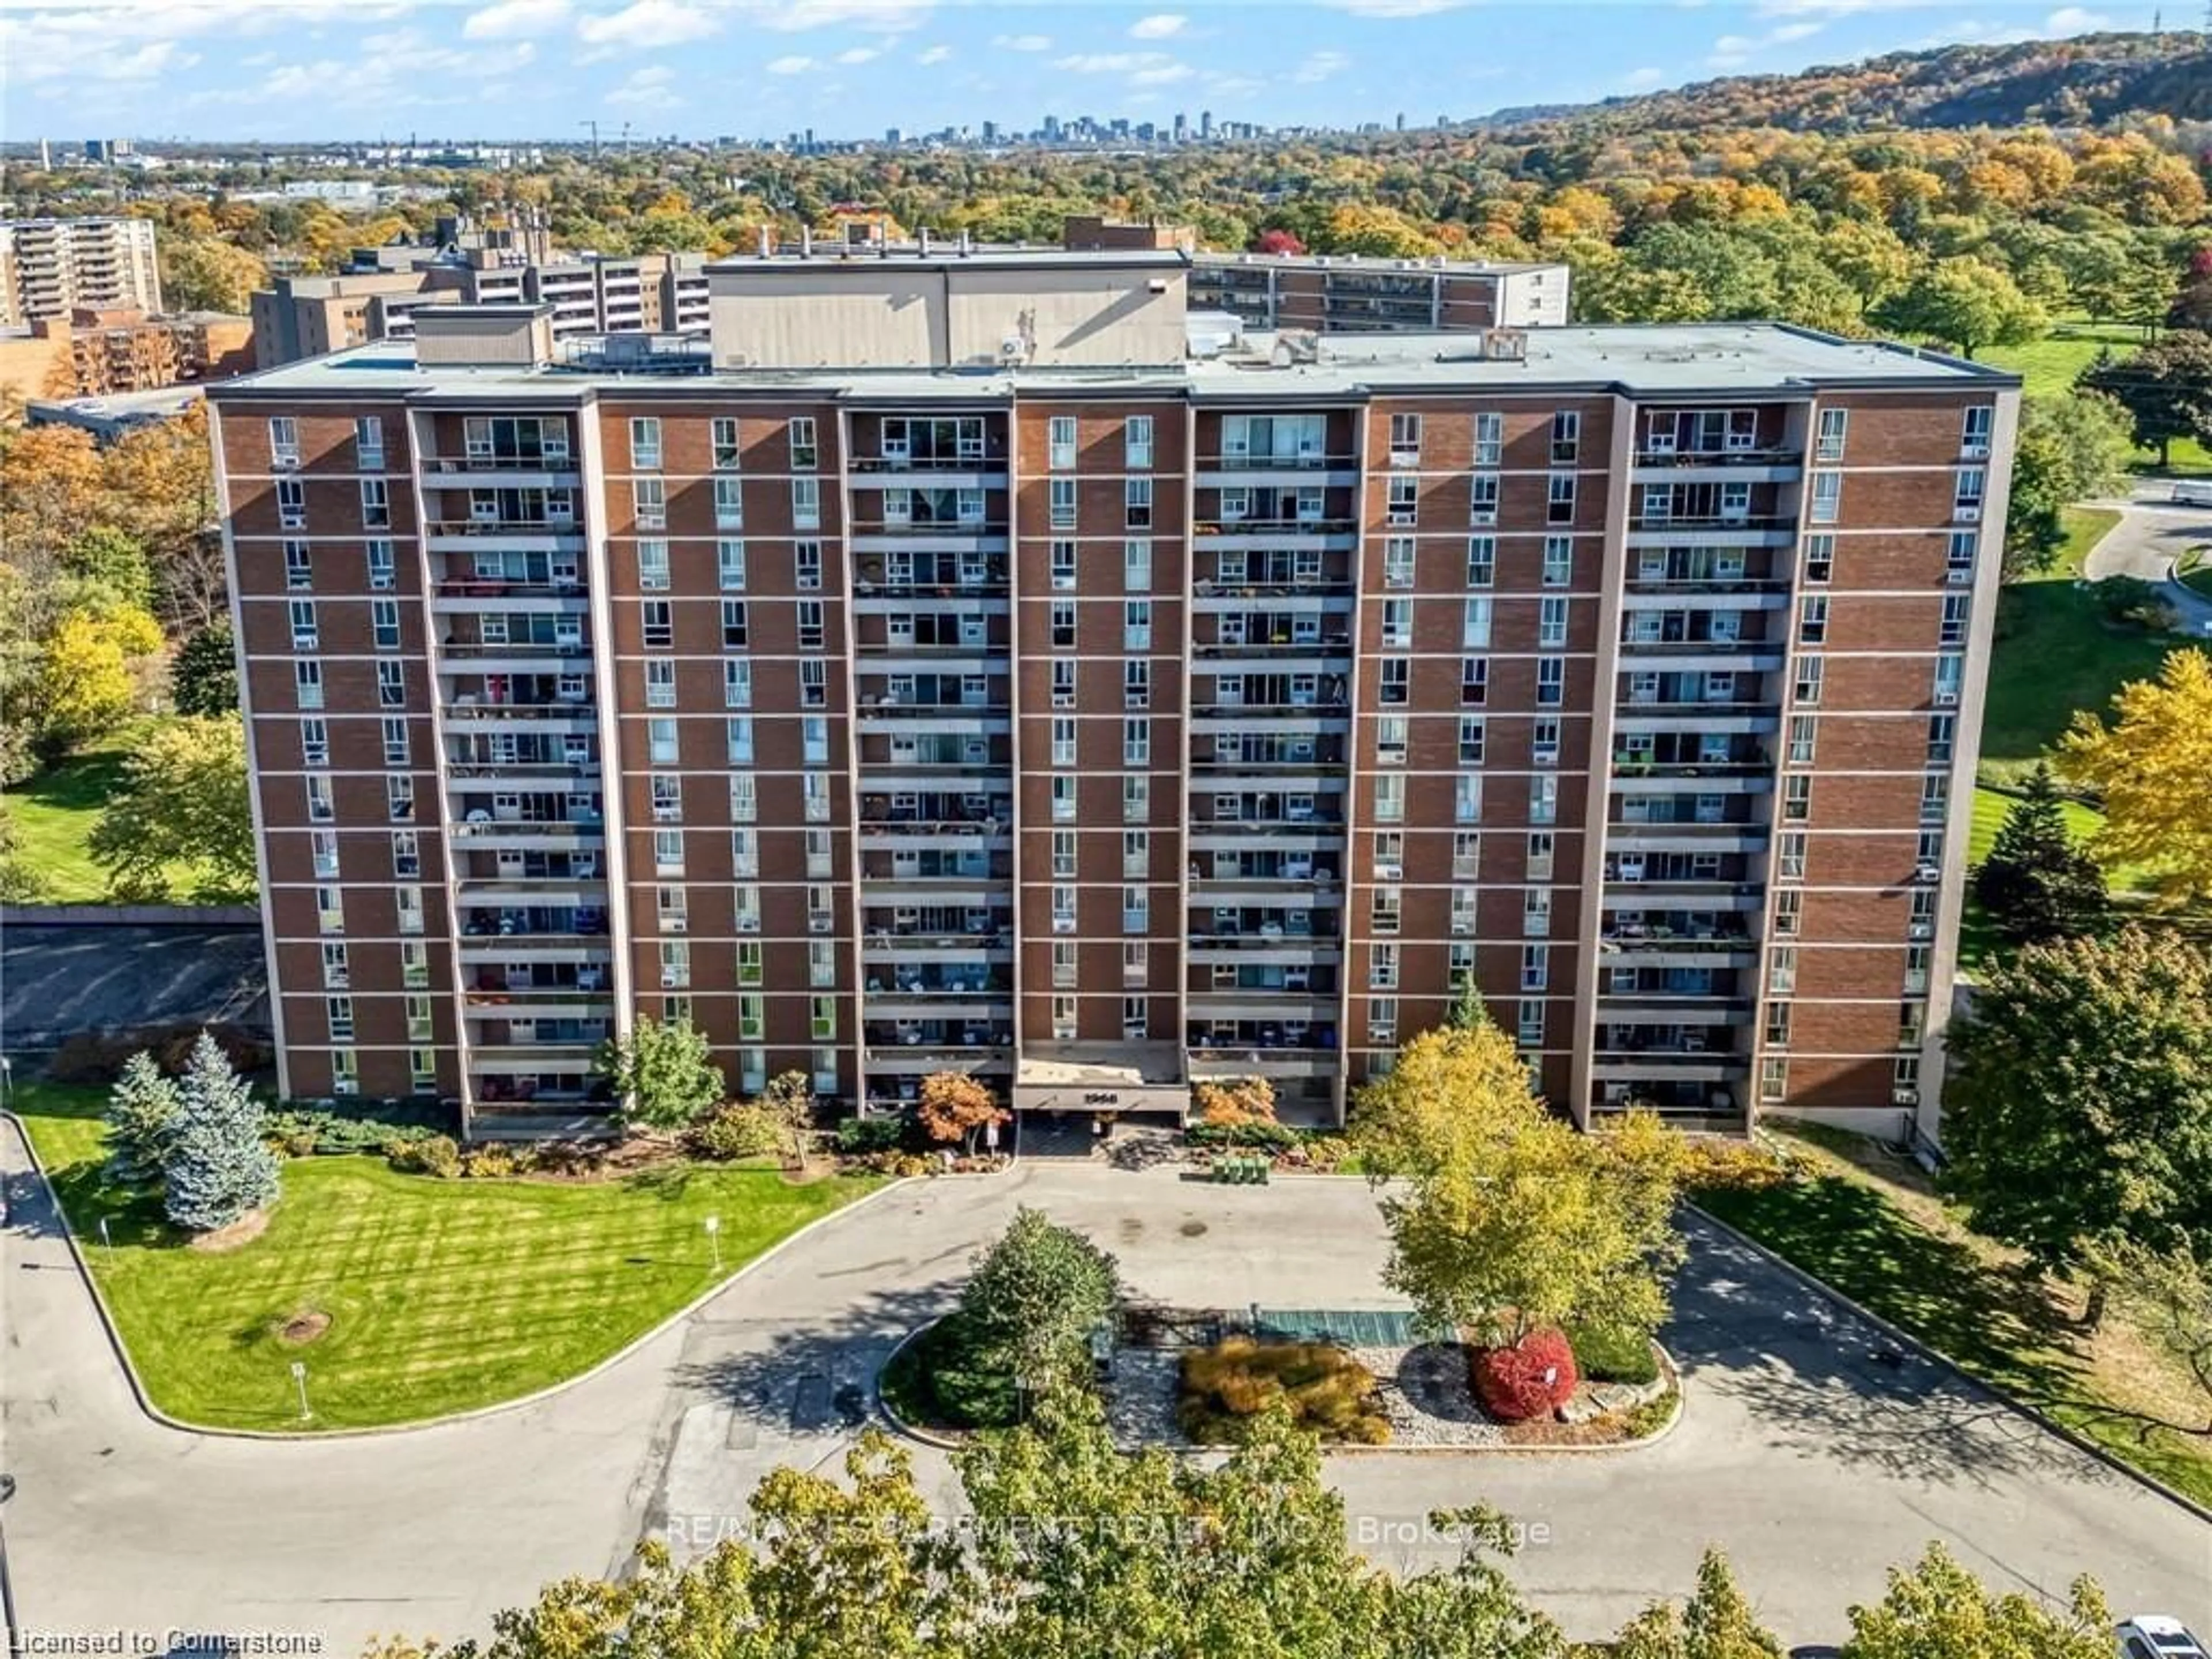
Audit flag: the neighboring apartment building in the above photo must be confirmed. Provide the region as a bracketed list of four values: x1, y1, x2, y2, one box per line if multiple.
[0, 305, 252, 404]
[209, 252, 2016, 1149]
[1188, 250, 1570, 331]
[0, 217, 164, 324]
[250, 253, 713, 369]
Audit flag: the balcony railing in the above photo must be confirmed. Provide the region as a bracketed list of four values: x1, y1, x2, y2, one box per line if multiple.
[853, 579, 1009, 599]
[1611, 757, 1771, 777]
[1194, 578, 1354, 599]
[423, 455, 578, 474]
[1195, 452, 1359, 471]
[1622, 577, 1790, 594]
[1195, 638, 1352, 658]
[849, 455, 1006, 473]
[434, 577, 587, 600]
[1600, 927, 1756, 950]
[1193, 700, 1350, 719]
[1628, 514, 1794, 533]
[426, 518, 583, 537]
[1195, 517, 1357, 537]
[1633, 448, 1802, 468]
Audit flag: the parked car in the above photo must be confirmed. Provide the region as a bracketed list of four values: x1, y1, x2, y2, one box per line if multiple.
[2118, 1615, 2210, 1659]
[2169, 480, 2212, 506]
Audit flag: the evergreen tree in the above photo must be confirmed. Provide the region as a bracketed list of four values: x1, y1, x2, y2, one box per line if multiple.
[171, 621, 238, 717]
[1971, 764, 2107, 946]
[103, 1050, 180, 1191]
[161, 1032, 280, 1233]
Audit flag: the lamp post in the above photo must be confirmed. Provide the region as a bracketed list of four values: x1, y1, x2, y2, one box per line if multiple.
[290, 1360, 312, 1422]
[703, 1214, 722, 1273]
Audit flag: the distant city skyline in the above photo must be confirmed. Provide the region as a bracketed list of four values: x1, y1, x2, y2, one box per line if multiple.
[0, 0, 2171, 146]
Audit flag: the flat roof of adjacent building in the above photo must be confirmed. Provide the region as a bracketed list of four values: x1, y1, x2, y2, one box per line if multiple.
[704, 247, 1191, 274]
[1190, 251, 1564, 275]
[207, 320, 2018, 404]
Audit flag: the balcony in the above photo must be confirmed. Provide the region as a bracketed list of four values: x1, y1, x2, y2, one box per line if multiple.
[431, 577, 589, 614]
[425, 519, 586, 554]
[866, 1039, 1014, 1074]
[421, 456, 584, 489]
[1629, 448, 1802, 486]
[1194, 453, 1361, 491]
[1590, 1051, 1751, 1084]
[1627, 514, 1796, 548]
[1194, 575, 1354, 601]
[853, 576, 1009, 601]
[1193, 518, 1359, 552]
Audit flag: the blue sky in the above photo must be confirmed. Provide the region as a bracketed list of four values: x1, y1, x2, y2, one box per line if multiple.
[0, 0, 2158, 143]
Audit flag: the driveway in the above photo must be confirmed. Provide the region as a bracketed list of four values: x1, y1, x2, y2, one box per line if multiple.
[2082, 481, 2212, 635]
[6, 1128, 2209, 1651]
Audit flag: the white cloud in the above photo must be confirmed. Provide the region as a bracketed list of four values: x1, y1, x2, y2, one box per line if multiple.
[606, 62, 683, 107]
[767, 53, 816, 72]
[914, 42, 950, 63]
[1291, 48, 1351, 82]
[1131, 60, 1194, 84]
[1622, 66, 1668, 88]
[835, 44, 878, 62]
[1054, 50, 1156, 72]
[2044, 5, 2108, 29]
[1768, 20, 1824, 40]
[1128, 12, 1187, 37]
[575, 0, 718, 50]
[1706, 18, 1828, 67]
[991, 31, 1051, 50]
[462, 0, 569, 38]
[759, 0, 930, 30]
[1324, 0, 1466, 14]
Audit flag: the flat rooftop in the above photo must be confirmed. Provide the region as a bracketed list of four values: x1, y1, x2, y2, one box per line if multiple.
[706, 247, 1190, 274]
[209, 321, 2016, 404]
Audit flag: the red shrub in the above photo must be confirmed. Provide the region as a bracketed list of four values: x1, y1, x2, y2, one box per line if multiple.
[1471, 1330, 1580, 1423]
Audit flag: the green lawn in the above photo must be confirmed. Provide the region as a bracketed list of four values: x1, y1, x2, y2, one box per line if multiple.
[1981, 321, 2211, 476]
[1696, 1123, 2212, 1508]
[3, 743, 138, 901]
[1958, 785, 2154, 974]
[1981, 507, 2174, 790]
[17, 1083, 881, 1431]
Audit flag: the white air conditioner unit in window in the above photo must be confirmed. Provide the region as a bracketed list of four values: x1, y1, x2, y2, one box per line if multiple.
[738, 915, 760, 932]
[1374, 863, 1402, 880]
[809, 915, 834, 934]
[272, 452, 301, 471]
[1961, 443, 1989, 460]
[1947, 567, 1972, 585]
[1892, 1088, 1919, 1106]
[653, 805, 680, 823]
[661, 971, 680, 988]
[1934, 690, 1959, 707]
[1955, 506, 1982, 523]
[1910, 921, 1933, 940]
[664, 916, 686, 933]
[1915, 865, 1940, 882]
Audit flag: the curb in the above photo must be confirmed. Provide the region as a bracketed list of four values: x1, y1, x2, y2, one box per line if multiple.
[1688, 1201, 2212, 1526]
[870, 1314, 1685, 1459]
[1, 1108, 913, 1442]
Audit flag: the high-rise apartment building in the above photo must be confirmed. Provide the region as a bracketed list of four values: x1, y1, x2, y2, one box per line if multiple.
[1188, 250, 1570, 331]
[209, 250, 2017, 1145]
[0, 217, 163, 324]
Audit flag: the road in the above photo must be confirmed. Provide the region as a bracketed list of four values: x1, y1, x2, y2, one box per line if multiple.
[2082, 480, 2212, 634]
[5, 1126, 2208, 1652]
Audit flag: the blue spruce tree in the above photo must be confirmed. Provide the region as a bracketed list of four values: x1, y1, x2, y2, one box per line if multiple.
[162, 1032, 281, 1234]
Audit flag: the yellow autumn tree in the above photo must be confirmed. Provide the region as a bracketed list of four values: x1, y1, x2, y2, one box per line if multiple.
[26, 603, 162, 757]
[2058, 649, 2212, 907]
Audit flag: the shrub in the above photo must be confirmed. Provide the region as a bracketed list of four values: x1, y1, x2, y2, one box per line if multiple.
[51, 1024, 270, 1088]
[2090, 574, 2175, 632]
[1567, 1321, 1660, 1386]
[462, 1146, 517, 1180]
[834, 1113, 908, 1154]
[691, 1102, 783, 1161]
[1179, 1337, 1390, 1444]
[1675, 1135, 1789, 1194]
[1185, 1120, 1300, 1150]
[916, 1071, 1005, 1153]
[265, 1108, 440, 1156]
[1471, 1329, 1579, 1423]
[387, 1134, 461, 1179]
[948, 1208, 1120, 1425]
[1193, 1077, 1277, 1129]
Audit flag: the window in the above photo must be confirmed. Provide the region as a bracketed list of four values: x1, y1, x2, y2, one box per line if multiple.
[714, 476, 743, 529]
[647, 717, 680, 764]
[1379, 659, 1409, 705]
[1124, 600, 1152, 650]
[1369, 943, 1399, 991]
[289, 599, 318, 650]
[1468, 474, 1498, 526]
[1536, 658, 1564, 707]
[1760, 1057, 1788, 1104]
[1905, 945, 1931, 995]
[396, 885, 423, 934]
[1457, 716, 1484, 765]
[1461, 596, 1492, 649]
[626, 416, 663, 470]
[1452, 832, 1481, 880]
[1123, 775, 1149, 823]
[1472, 411, 1502, 467]
[1527, 832, 1554, 880]
[1047, 540, 1078, 591]
[1783, 775, 1812, 822]
[645, 658, 676, 709]
[321, 941, 350, 990]
[1050, 479, 1077, 530]
[791, 477, 821, 529]
[654, 827, 684, 874]
[316, 886, 346, 936]
[1113, 537, 1151, 595]
[1550, 410, 1580, 464]
[1794, 657, 1823, 707]
[1389, 412, 1422, 461]
[1125, 478, 1152, 529]
[1532, 719, 1560, 767]
[294, 661, 324, 710]
[366, 540, 395, 591]
[1051, 659, 1075, 708]
[1377, 715, 1409, 765]
[1787, 714, 1817, 766]
[1815, 407, 1849, 462]
[1123, 828, 1150, 879]
[1051, 775, 1077, 823]
[642, 600, 674, 649]
[391, 831, 419, 876]
[1547, 473, 1575, 525]
[1774, 889, 1802, 938]
[1802, 533, 1834, 585]
[1123, 718, 1150, 767]
[1777, 831, 1806, 881]
[1368, 999, 1397, 1045]
[1048, 415, 1077, 469]
[632, 477, 665, 529]
[1373, 774, 1406, 824]
[1767, 946, 1797, 995]
[1529, 774, 1558, 825]
[798, 600, 825, 650]
[1798, 594, 1828, 646]
[809, 997, 838, 1042]
[723, 659, 752, 710]
[299, 718, 330, 767]
[1387, 476, 1418, 525]
[1517, 999, 1546, 1047]
[1921, 774, 1950, 824]
[1049, 601, 1077, 649]
[1372, 884, 1402, 935]
[277, 478, 306, 529]
[1955, 467, 1987, 517]
[1941, 593, 1969, 646]
[710, 416, 741, 469]
[1122, 886, 1147, 935]
[1809, 472, 1841, 525]
[1455, 775, 1483, 824]
[1383, 537, 1415, 589]
[381, 716, 409, 766]
[1539, 596, 1568, 649]
[708, 599, 745, 650]
[788, 417, 817, 470]
[1946, 531, 1976, 582]
[1541, 536, 1573, 588]
[1520, 945, 1549, 992]
[268, 416, 300, 465]
[1381, 599, 1412, 649]
[1124, 660, 1149, 709]
[1461, 658, 1488, 706]
[354, 415, 384, 469]
[1933, 654, 1964, 704]
[793, 540, 822, 592]
[1125, 415, 1154, 469]
[634, 539, 671, 592]
[1963, 404, 1994, 452]
[1050, 717, 1077, 767]
[1464, 536, 1495, 588]
[1927, 713, 1956, 765]
[800, 659, 827, 707]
